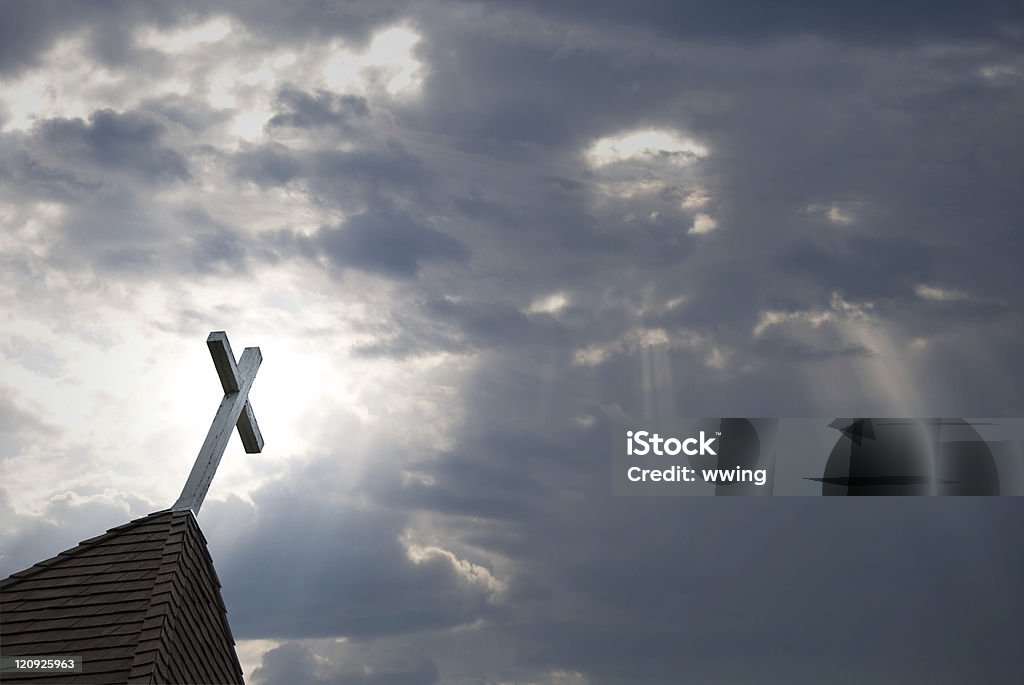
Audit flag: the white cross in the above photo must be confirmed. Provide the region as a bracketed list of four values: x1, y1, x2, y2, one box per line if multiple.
[172, 331, 263, 515]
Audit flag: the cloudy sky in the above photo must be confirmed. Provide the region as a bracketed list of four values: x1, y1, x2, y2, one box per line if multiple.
[2, 1, 1023, 682]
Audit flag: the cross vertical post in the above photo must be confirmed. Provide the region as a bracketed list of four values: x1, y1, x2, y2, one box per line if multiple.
[172, 331, 263, 515]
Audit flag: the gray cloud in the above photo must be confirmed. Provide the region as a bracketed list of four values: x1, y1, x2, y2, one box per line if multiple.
[234, 142, 303, 188]
[314, 211, 470, 278]
[269, 88, 370, 131]
[206, 473, 503, 640]
[33, 109, 190, 183]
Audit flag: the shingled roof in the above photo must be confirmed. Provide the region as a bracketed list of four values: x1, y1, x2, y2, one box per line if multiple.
[0, 510, 244, 684]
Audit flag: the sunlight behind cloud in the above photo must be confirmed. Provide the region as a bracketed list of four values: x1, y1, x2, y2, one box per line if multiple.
[754, 292, 873, 338]
[527, 292, 570, 315]
[323, 27, 425, 97]
[0, 36, 124, 132]
[0, 260, 477, 514]
[402, 529, 506, 596]
[914, 284, 968, 301]
[573, 328, 704, 367]
[688, 212, 717, 234]
[586, 129, 708, 168]
[752, 293, 929, 412]
[680, 187, 710, 209]
[136, 16, 234, 54]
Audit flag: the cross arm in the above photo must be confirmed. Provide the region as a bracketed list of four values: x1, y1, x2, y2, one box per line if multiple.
[235, 347, 264, 454]
[237, 398, 264, 453]
[209, 332, 263, 453]
[208, 331, 241, 393]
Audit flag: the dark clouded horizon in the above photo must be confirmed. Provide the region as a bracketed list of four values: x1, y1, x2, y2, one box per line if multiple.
[2, 1, 1023, 683]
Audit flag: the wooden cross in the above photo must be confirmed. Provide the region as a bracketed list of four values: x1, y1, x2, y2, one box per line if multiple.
[172, 331, 263, 515]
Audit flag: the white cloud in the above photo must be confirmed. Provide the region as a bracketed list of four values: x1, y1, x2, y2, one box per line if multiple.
[688, 212, 717, 234]
[504, 671, 591, 685]
[979, 64, 1021, 80]
[527, 291, 570, 315]
[914, 284, 968, 301]
[136, 16, 235, 54]
[573, 328, 703, 366]
[680, 187, 710, 209]
[704, 347, 728, 370]
[753, 292, 874, 337]
[402, 530, 506, 596]
[323, 27, 425, 98]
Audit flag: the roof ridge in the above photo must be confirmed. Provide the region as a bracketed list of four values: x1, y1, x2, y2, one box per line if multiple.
[126, 511, 244, 684]
[126, 511, 192, 682]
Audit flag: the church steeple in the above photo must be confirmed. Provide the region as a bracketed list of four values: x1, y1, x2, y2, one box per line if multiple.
[1, 332, 261, 683]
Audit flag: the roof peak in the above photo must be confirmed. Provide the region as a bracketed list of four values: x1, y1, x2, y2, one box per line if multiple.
[1, 509, 243, 683]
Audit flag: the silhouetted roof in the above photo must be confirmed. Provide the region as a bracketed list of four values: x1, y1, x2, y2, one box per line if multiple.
[0, 510, 244, 684]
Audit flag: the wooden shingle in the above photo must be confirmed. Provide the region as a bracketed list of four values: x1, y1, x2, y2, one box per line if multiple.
[0, 510, 244, 684]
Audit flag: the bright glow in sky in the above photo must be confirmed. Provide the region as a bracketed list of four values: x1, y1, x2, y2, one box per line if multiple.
[0, 36, 124, 132]
[527, 292, 570, 314]
[914, 284, 969, 301]
[136, 16, 235, 53]
[586, 129, 708, 168]
[323, 27, 424, 97]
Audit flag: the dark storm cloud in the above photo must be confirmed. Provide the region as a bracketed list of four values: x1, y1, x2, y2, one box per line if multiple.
[229, 334, 1024, 683]
[205, 477, 502, 640]
[349, 354, 1024, 684]
[473, 0, 1024, 45]
[234, 143, 303, 188]
[233, 131, 429, 210]
[0, 2, 74, 74]
[0, 1, 155, 74]
[381, 3, 1024, 413]
[5, 0, 1015, 80]
[315, 211, 469, 278]
[0, 0, 401, 76]
[25, 109, 189, 184]
[240, 8, 1022, 679]
[234, 139, 423, 196]
[422, 298, 563, 349]
[310, 145, 428, 202]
